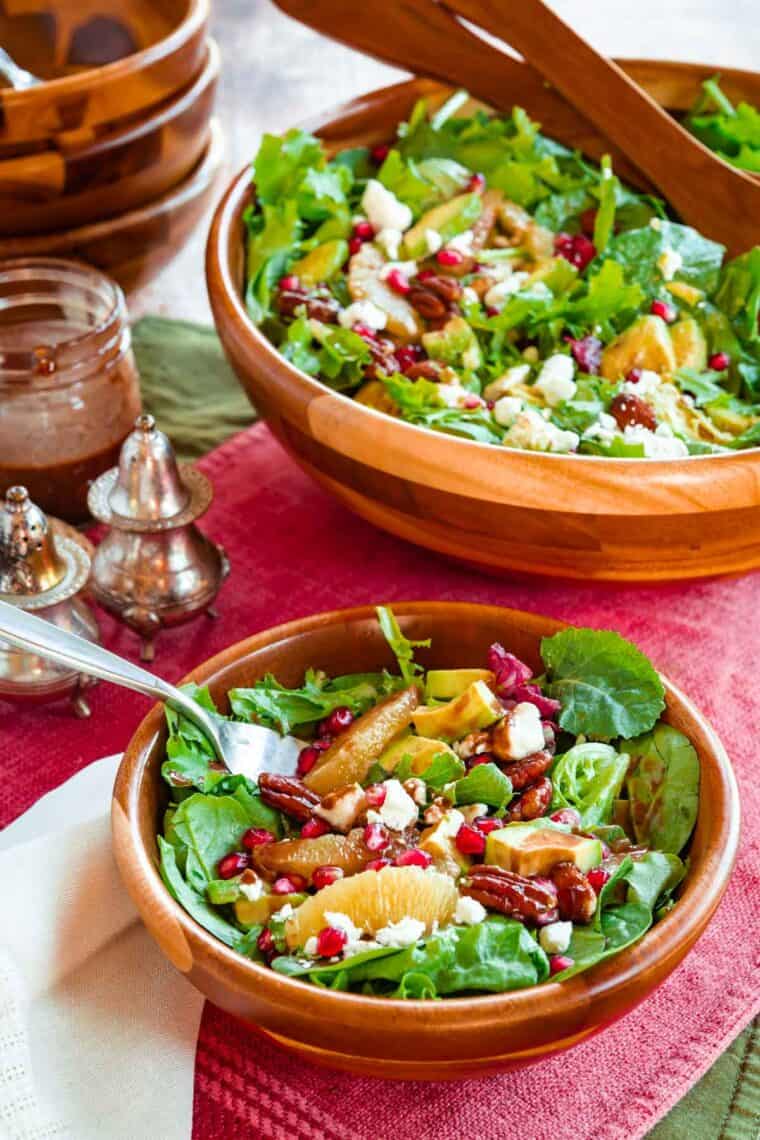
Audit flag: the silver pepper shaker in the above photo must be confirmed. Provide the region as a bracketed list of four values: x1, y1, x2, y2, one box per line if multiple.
[87, 414, 230, 661]
[0, 486, 100, 716]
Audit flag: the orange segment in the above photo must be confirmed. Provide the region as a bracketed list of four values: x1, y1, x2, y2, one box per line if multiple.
[284, 865, 458, 949]
[253, 830, 369, 880]
[304, 686, 420, 796]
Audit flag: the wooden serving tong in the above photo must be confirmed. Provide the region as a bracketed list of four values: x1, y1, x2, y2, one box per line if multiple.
[274, 0, 760, 254]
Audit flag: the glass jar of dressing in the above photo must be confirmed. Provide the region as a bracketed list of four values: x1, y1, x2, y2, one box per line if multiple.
[0, 258, 141, 523]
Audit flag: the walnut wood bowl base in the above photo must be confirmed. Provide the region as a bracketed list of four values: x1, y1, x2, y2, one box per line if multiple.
[206, 66, 760, 582]
[112, 603, 739, 1079]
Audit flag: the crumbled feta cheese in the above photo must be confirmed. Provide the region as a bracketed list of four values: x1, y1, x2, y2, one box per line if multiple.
[425, 228, 443, 254]
[435, 809, 466, 839]
[483, 365, 531, 401]
[342, 939, 380, 959]
[657, 248, 683, 281]
[304, 936, 319, 957]
[484, 272, 529, 310]
[446, 229, 475, 255]
[650, 217, 663, 231]
[462, 344, 481, 371]
[238, 874, 266, 902]
[504, 408, 579, 453]
[622, 423, 689, 459]
[539, 920, 573, 955]
[522, 345, 540, 363]
[583, 411, 618, 443]
[534, 353, 577, 406]
[278, 903, 294, 919]
[362, 179, 413, 233]
[324, 911, 364, 943]
[376, 779, 419, 831]
[376, 917, 426, 947]
[455, 896, 487, 925]
[498, 701, 545, 760]
[375, 227, 403, 260]
[492, 395, 523, 427]
[338, 300, 387, 331]
[461, 285, 480, 307]
[436, 382, 474, 408]
[623, 369, 661, 399]
[379, 259, 417, 282]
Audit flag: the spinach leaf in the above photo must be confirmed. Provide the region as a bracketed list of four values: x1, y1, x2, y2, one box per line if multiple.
[624, 723, 700, 853]
[170, 794, 255, 890]
[376, 605, 430, 686]
[599, 221, 725, 295]
[162, 684, 220, 792]
[715, 247, 760, 344]
[230, 668, 399, 734]
[550, 742, 630, 827]
[395, 750, 465, 788]
[541, 628, 666, 739]
[445, 762, 513, 812]
[158, 837, 245, 950]
[625, 851, 686, 910]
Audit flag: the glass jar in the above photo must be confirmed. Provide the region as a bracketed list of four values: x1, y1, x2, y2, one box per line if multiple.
[0, 258, 141, 523]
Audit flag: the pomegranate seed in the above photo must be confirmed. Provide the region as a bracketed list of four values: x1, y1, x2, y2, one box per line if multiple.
[242, 827, 275, 849]
[316, 925, 348, 956]
[365, 783, 387, 807]
[366, 857, 391, 871]
[370, 143, 390, 164]
[463, 394, 482, 409]
[588, 867, 611, 893]
[625, 368, 643, 384]
[352, 323, 379, 342]
[297, 745, 321, 777]
[580, 207, 598, 236]
[416, 268, 437, 282]
[467, 172, 486, 192]
[348, 236, 364, 256]
[364, 822, 390, 851]
[257, 928, 275, 956]
[436, 248, 465, 267]
[218, 851, 249, 879]
[272, 874, 307, 894]
[550, 808, 582, 829]
[395, 344, 425, 372]
[554, 232, 575, 257]
[651, 299, 676, 323]
[708, 351, 730, 371]
[318, 707, 354, 737]
[312, 865, 344, 890]
[394, 848, 433, 868]
[486, 306, 499, 317]
[301, 816, 331, 838]
[571, 234, 596, 270]
[466, 752, 496, 769]
[278, 275, 300, 291]
[353, 220, 374, 241]
[550, 954, 575, 975]
[455, 824, 487, 856]
[386, 267, 411, 295]
[474, 817, 501, 834]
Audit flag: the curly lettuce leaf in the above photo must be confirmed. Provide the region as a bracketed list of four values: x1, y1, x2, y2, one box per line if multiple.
[541, 628, 665, 739]
[376, 605, 430, 686]
[279, 318, 371, 390]
[244, 200, 302, 323]
[624, 723, 700, 853]
[230, 668, 401, 734]
[550, 742, 629, 827]
[253, 129, 325, 205]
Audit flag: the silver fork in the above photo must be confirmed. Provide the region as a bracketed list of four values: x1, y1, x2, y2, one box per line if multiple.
[0, 600, 301, 779]
[0, 47, 40, 89]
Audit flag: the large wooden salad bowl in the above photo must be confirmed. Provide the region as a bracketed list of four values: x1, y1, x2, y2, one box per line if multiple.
[206, 67, 760, 581]
[112, 603, 739, 1079]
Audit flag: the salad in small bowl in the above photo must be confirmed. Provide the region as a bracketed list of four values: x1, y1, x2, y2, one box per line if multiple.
[113, 603, 737, 1076]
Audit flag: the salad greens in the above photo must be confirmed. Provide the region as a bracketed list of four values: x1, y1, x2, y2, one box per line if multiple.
[156, 608, 700, 998]
[244, 91, 760, 458]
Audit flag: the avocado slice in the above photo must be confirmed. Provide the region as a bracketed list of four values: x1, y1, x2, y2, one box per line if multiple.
[671, 317, 708, 371]
[422, 316, 482, 370]
[601, 314, 677, 380]
[425, 668, 494, 701]
[485, 822, 603, 877]
[403, 191, 482, 258]
[667, 281, 704, 307]
[378, 732, 458, 774]
[206, 878, 244, 906]
[705, 401, 754, 435]
[289, 238, 348, 286]
[412, 680, 503, 742]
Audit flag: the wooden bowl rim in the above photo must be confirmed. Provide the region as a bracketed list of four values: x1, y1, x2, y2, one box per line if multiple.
[206, 68, 760, 480]
[113, 601, 740, 1025]
[0, 0, 209, 106]
[0, 116, 223, 251]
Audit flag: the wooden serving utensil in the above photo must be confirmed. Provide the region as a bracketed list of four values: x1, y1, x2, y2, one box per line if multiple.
[274, 0, 759, 253]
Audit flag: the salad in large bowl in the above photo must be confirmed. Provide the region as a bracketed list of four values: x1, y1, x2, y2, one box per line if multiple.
[158, 607, 700, 998]
[242, 90, 760, 460]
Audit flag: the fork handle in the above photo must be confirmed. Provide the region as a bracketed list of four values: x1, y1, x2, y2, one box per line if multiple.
[0, 600, 223, 758]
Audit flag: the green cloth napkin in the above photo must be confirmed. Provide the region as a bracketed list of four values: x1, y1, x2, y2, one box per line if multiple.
[131, 314, 759, 1140]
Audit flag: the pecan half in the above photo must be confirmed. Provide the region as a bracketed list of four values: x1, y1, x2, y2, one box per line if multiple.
[506, 776, 553, 821]
[408, 286, 448, 321]
[422, 274, 463, 304]
[463, 866, 559, 926]
[550, 861, 597, 923]
[277, 287, 339, 324]
[258, 773, 320, 821]
[404, 359, 444, 381]
[501, 750, 553, 791]
[364, 337, 400, 380]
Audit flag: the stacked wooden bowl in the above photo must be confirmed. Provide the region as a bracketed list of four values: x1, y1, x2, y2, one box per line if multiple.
[0, 0, 222, 293]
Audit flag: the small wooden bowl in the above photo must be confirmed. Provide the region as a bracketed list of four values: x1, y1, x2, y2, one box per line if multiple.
[0, 0, 208, 148]
[207, 67, 760, 582]
[0, 117, 223, 294]
[112, 602, 739, 1080]
[0, 37, 218, 235]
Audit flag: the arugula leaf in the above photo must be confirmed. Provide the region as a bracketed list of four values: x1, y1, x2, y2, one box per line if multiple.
[395, 750, 465, 788]
[162, 685, 220, 792]
[558, 260, 645, 329]
[230, 669, 400, 734]
[445, 762, 513, 812]
[310, 322, 372, 390]
[253, 129, 325, 205]
[675, 366, 729, 406]
[158, 837, 246, 950]
[715, 247, 760, 344]
[541, 628, 665, 739]
[624, 723, 700, 853]
[376, 605, 430, 686]
[592, 155, 618, 253]
[378, 150, 469, 217]
[244, 200, 302, 323]
[550, 742, 630, 827]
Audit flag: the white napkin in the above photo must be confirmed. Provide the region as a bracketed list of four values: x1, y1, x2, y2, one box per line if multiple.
[0, 757, 204, 1140]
